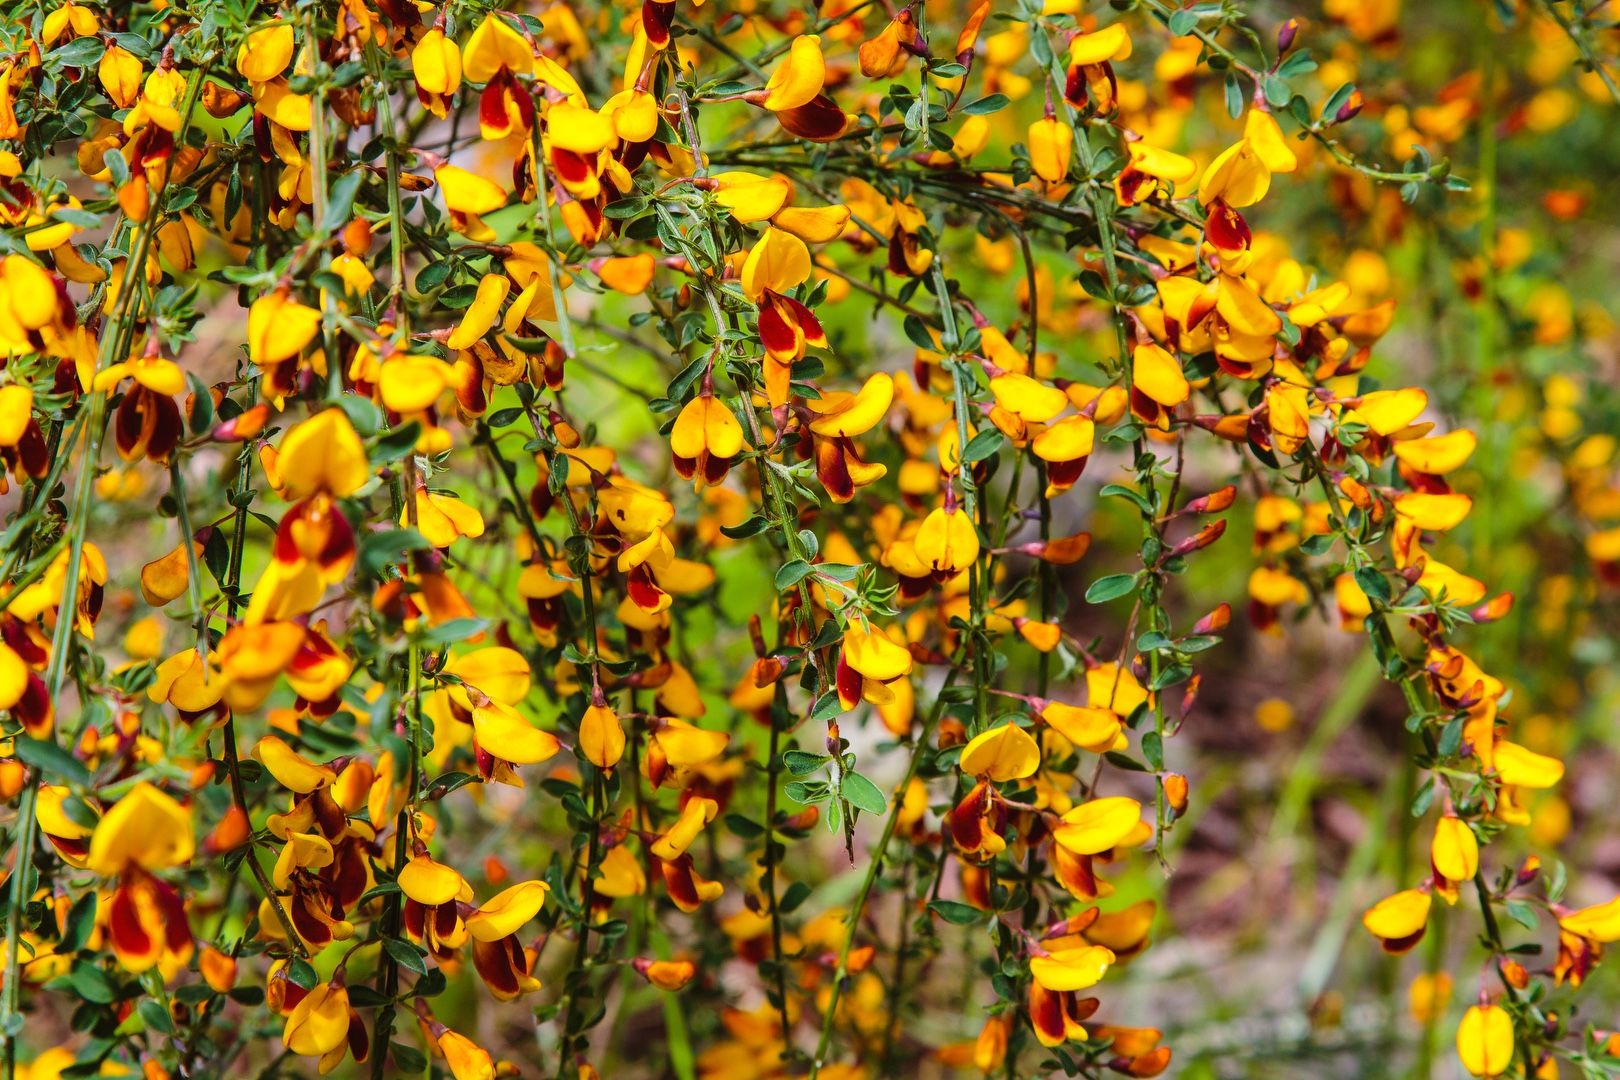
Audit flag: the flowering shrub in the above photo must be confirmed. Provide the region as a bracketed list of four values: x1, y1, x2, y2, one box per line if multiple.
[1, 0, 1618, 1076]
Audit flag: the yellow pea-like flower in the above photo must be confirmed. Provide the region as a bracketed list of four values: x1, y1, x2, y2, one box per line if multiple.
[546, 102, 616, 155]
[1560, 896, 1620, 942]
[86, 782, 194, 876]
[437, 1029, 496, 1080]
[471, 700, 561, 766]
[1431, 814, 1480, 886]
[282, 982, 351, 1058]
[235, 22, 294, 83]
[412, 27, 462, 96]
[760, 35, 825, 112]
[1362, 888, 1432, 952]
[462, 13, 533, 82]
[1068, 23, 1131, 65]
[959, 722, 1041, 782]
[247, 289, 321, 367]
[446, 273, 511, 350]
[397, 853, 472, 906]
[914, 505, 979, 576]
[97, 45, 142, 108]
[651, 796, 719, 860]
[579, 703, 626, 769]
[1493, 741, 1565, 789]
[276, 408, 370, 500]
[741, 225, 812, 300]
[1054, 796, 1143, 855]
[1029, 945, 1115, 992]
[1027, 117, 1071, 184]
[806, 372, 894, 438]
[1456, 1004, 1514, 1078]
[1042, 702, 1124, 755]
[254, 735, 337, 794]
[467, 880, 549, 941]
[1132, 342, 1190, 408]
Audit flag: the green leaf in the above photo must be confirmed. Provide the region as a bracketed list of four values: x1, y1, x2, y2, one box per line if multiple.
[1224, 72, 1244, 119]
[391, 1041, 429, 1073]
[1104, 751, 1150, 773]
[774, 559, 814, 592]
[603, 197, 648, 220]
[782, 750, 830, 776]
[50, 37, 105, 68]
[336, 394, 384, 436]
[1275, 50, 1317, 80]
[780, 881, 813, 913]
[369, 422, 422, 466]
[784, 779, 829, 805]
[12, 737, 90, 788]
[959, 93, 1009, 116]
[1321, 82, 1356, 123]
[1099, 483, 1154, 516]
[719, 516, 771, 540]
[723, 813, 763, 839]
[1150, 663, 1192, 691]
[287, 958, 318, 989]
[358, 528, 430, 580]
[384, 936, 428, 976]
[1078, 269, 1112, 302]
[419, 617, 488, 646]
[355, 881, 403, 908]
[501, 333, 551, 355]
[1085, 573, 1139, 604]
[59, 893, 98, 954]
[810, 692, 842, 723]
[321, 169, 365, 232]
[1353, 566, 1391, 605]
[1141, 731, 1164, 771]
[1504, 899, 1539, 931]
[841, 771, 887, 816]
[960, 428, 1005, 464]
[64, 962, 117, 1004]
[928, 899, 984, 925]
[425, 770, 480, 798]
[137, 999, 174, 1035]
[902, 314, 936, 351]
[51, 207, 103, 229]
[1437, 715, 1465, 758]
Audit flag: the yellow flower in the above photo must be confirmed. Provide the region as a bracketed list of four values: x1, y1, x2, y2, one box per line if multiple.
[236, 22, 294, 83]
[276, 408, 370, 500]
[759, 36, 825, 111]
[914, 506, 979, 576]
[1028, 117, 1071, 184]
[1362, 888, 1431, 953]
[959, 723, 1040, 782]
[670, 394, 746, 487]
[463, 14, 533, 82]
[87, 782, 194, 876]
[1430, 815, 1480, 894]
[247, 289, 321, 367]
[1053, 796, 1142, 855]
[467, 880, 549, 941]
[1029, 945, 1114, 992]
[254, 736, 337, 794]
[282, 982, 351, 1057]
[1456, 1004, 1514, 1078]
[398, 854, 473, 906]
[437, 1029, 495, 1080]
[579, 703, 626, 769]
